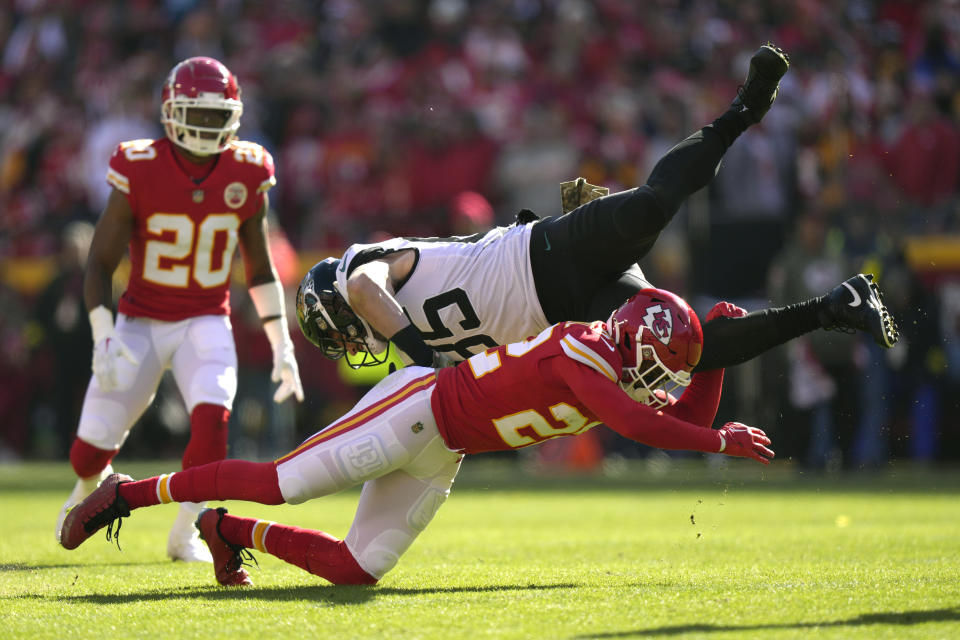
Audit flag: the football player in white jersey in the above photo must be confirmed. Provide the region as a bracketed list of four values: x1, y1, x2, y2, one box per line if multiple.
[297, 44, 899, 372]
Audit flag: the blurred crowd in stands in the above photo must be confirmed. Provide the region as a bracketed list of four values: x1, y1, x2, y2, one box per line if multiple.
[2, 0, 960, 471]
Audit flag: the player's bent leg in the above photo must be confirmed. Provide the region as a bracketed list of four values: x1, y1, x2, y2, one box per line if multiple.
[694, 274, 900, 373]
[530, 189, 662, 323]
[344, 437, 462, 580]
[194, 507, 376, 586]
[274, 367, 440, 505]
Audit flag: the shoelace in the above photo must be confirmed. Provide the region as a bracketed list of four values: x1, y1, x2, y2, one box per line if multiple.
[229, 546, 259, 573]
[84, 481, 129, 550]
[105, 517, 124, 550]
[213, 509, 259, 574]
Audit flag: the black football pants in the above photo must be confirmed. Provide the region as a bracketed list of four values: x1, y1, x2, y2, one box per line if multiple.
[529, 124, 821, 373]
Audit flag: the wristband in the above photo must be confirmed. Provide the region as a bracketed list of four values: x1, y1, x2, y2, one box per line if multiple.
[390, 324, 435, 367]
[717, 432, 726, 453]
[88, 305, 115, 343]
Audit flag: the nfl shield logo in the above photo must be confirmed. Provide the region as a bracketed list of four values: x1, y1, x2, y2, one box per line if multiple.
[192, 189, 204, 203]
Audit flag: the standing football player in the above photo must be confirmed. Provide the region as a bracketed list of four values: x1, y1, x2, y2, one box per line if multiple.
[60, 290, 774, 587]
[55, 57, 304, 562]
[295, 44, 898, 373]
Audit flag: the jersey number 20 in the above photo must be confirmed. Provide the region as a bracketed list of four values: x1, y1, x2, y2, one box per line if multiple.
[143, 213, 240, 288]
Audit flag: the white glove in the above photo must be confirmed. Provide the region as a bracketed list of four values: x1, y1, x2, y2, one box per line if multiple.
[89, 305, 139, 392]
[249, 281, 304, 403]
[268, 326, 304, 403]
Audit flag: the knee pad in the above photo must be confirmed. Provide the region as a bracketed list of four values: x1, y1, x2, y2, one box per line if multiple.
[183, 363, 237, 412]
[77, 396, 133, 451]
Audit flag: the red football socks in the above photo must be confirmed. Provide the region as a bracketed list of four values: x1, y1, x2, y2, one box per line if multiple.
[182, 403, 230, 469]
[69, 438, 117, 479]
[238, 518, 377, 585]
[118, 460, 284, 509]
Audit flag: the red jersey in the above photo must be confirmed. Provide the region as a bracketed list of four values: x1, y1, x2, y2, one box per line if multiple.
[106, 137, 276, 321]
[432, 322, 727, 455]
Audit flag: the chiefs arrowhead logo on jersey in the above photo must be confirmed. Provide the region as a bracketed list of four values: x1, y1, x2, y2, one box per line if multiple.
[224, 181, 248, 209]
[642, 304, 673, 345]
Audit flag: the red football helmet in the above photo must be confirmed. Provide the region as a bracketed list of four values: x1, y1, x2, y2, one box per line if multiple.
[161, 57, 242, 156]
[606, 288, 703, 408]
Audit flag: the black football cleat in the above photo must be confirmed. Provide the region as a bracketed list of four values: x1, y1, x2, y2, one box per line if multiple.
[731, 43, 790, 124]
[819, 274, 900, 348]
[195, 507, 254, 587]
[60, 473, 132, 550]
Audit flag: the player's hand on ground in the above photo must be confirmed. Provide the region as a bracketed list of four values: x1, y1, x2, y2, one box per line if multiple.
[706, 301, 748, 321]
[271, 343, 304, 403]
[92, 333, 139, 392]
[717, 422, 774, 464]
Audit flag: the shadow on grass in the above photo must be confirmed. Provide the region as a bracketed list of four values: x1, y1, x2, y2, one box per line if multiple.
[29, 581, 578, 606]
[575, 606, 960, 638]
[0, 561, 170, 572]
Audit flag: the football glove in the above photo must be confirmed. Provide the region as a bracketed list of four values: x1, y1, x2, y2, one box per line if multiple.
[89, 305, 139, 392]
[717, 422, 774, 465]
[249, 281, 304, 404]
[706, 301, 748, 322]
[269, 335, 304, 404]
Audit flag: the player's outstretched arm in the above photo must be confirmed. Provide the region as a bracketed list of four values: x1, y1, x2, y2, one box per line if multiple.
[84, 188, 139, 391]
[664, 302, 746, 427]
[557, 358, 774, 464]
[240, 200, 304, 403]
[346, 252, 439, 367]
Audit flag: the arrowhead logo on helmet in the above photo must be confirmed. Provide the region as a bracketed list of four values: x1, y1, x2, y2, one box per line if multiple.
[642, 304, 673, 345]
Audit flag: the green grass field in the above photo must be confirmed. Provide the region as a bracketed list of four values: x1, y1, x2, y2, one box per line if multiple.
[2, 459, 959, 639]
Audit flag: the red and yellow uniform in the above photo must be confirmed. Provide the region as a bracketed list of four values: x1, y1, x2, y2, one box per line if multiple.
[433, 321, 725, 454]
[107, 137, 275, 320]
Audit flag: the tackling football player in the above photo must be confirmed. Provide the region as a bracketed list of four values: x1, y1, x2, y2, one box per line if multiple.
[61, 290, 774, 587]
[295, 44, 898, 372]
[55, 57, 304, 563]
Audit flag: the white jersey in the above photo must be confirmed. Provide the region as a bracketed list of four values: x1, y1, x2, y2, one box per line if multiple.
[336, 224, 548, 361]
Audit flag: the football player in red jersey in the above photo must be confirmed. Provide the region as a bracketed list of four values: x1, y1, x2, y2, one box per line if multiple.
[59, 290, 773, 587]
[55, 57, 304, 563]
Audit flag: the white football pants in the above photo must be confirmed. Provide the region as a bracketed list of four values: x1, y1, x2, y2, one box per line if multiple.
[275, 366, 462, 579]
[77, 313, 238, 451]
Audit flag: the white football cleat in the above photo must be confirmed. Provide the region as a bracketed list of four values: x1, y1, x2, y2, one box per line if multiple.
[167, 502, 214, 563]
[55, 464, 114, 544]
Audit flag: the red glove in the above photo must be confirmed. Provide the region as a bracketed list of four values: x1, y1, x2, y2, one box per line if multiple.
[706, 301, 748, 322]
[717, 422, 775, 464]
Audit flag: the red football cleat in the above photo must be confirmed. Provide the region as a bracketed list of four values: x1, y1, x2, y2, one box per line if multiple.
[195, 508, 255, 587]
[60, 473, 133, 550]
